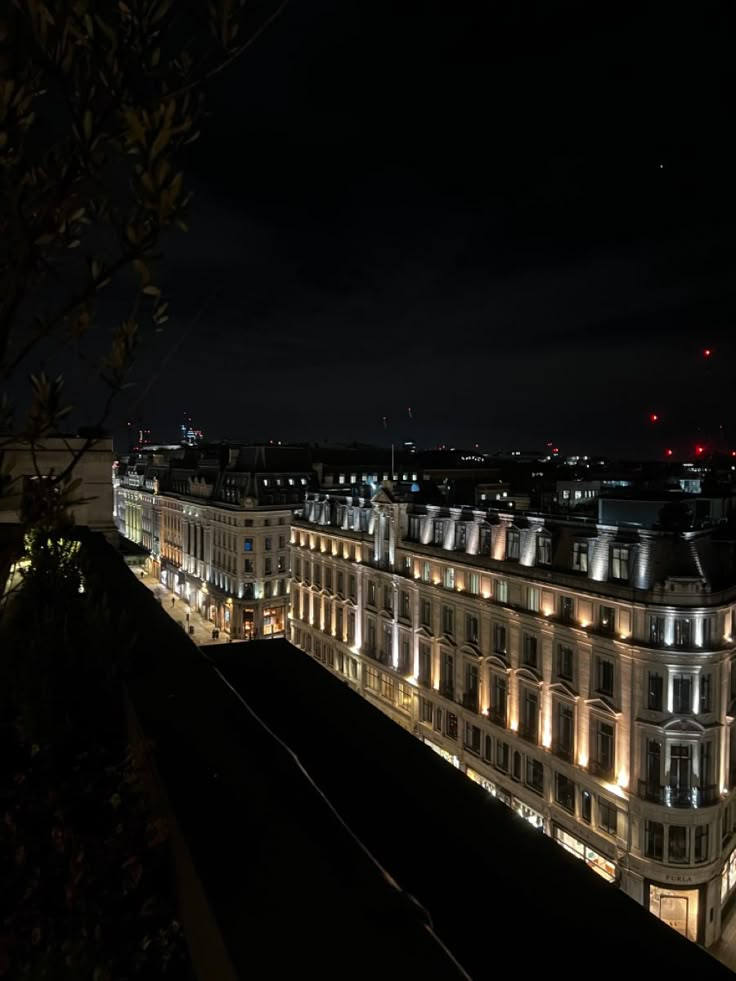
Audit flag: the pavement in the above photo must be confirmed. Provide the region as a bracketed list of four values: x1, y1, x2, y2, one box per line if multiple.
[136, 570, 230, 647]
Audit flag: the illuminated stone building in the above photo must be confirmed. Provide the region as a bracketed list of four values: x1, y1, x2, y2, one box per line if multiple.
[115, 444, 312, 638]
[289, 482, 736, 948]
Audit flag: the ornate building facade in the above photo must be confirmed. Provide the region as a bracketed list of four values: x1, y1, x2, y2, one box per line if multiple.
[289, 483, 736, 948]
[114, 445, 313, 638]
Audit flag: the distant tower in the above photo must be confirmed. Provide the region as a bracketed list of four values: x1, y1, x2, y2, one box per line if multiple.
[180, 412, 203, 446]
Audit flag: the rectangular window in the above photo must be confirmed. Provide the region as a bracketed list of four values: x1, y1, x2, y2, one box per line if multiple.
[555, 773, 576, 813]
[694, 825, 709, 864]
[557, 645, 573, 681]
[507, 530, 520, 560]
[433, 520, 445, 545]
[594, 721, 615, 777]
[264, 536, 272, 551]
[383, 585, 393, 613]
[420, 698, 434, 724]
[645, 820, 664, 860]
[336, 571, 344, 595]
[347, 611, 356, 645]
[466, 614, 479, 646]
[313, 564, 321, 588]
[264, 557, 272, 575]
[367, 581, 376, 606]
[702, 617, 712, 649]
[669, 744, 692, 803]
[440, 652, 454, 699]
[649, 615, 665, 646]
[555, 702, 574, 761]
[521, 689, 539, 742]
[445, 712, 458, 740]
[526, 758, 544, 795]
[468, 573, 480, 596]
[674, 618, 693, 649]
[455, 524, 467, 549]
[422, 561, 431, 583]
[442, 605, 454, 636]
[673, 674, 693, 714]
[559, 596, 575, 623]
[700, 741, 712, 791]
[572, 541, 588, 572]
[581, 790, 592, 824]
[381, 623, 392, 660]
[528, 586, 540, 613]
[598, 605, 615, 636]
[495, 580, 508, 604]
[420, 599, 432, 629]
[522, 634, 538, 670]
[464, 663, 479, 709]
[464, 722, 481, 754]
[496, 741, 509, 772]
[325, 567, 332, 591]
[418, 643, 431, 687]
[399, 636, 411, 674]
[598, 798, 617, 836]
[537, 536, 551, 565]
[491, 675, 507, 727]
[611, 546, 629, 581]
[700, 674, 712, 713]
[400, 592, 410, 620]
[484, 734, 493, 762]
[444, 566, 455, 590]
[348, 575, 356, 601]
[366, 618, 376, 656]
[647, 672, 663, 711]
[493, 623, 507, 656]
[597, 658, 614, 697]
[244, 538, 253, 552]
[668, 826, 689, 864]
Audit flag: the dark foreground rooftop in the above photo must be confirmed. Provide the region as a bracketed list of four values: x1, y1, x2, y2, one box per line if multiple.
[211, 641, 731, 979]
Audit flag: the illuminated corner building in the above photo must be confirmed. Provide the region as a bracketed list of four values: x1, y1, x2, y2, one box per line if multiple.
[150, 444, 313, 639]
[289, 481, 736, 949]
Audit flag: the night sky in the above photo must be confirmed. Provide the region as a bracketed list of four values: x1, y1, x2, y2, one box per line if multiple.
[115, 1, 736, 456]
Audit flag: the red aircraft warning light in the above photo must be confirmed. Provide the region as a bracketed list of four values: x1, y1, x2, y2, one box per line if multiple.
[665, 448, 673, 457]
[650, 413, 659, 423]
[704, 348, 712, 358]
[695, 445, 705, 456]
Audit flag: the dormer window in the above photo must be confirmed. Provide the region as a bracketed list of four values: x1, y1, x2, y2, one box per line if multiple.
[572, 540, 588, 573]
[537, 534, 551, 566]
[455, 524, 467, 549]
[506, 529, 520, 561]
[611, 545, 629, 581]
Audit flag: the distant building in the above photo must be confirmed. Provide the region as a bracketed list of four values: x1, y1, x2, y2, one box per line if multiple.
[180, 414, 203, 446]
[290, 482, 736, 948]
[114, 444, 314, 638]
